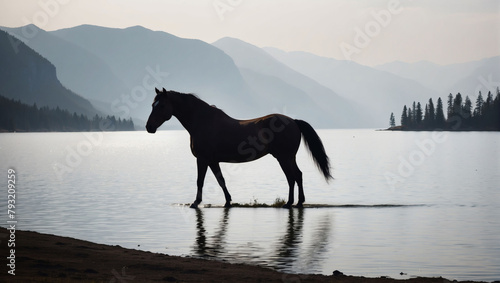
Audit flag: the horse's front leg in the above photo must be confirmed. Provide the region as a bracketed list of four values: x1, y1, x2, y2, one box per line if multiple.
[190, 158, 208, 208]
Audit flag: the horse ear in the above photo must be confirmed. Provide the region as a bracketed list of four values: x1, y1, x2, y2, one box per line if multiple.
[155, 88, 160, 94]
[162, 88, 167, 93]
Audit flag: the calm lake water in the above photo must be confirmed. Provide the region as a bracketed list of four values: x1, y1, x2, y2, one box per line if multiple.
[0, 129, 499, 281]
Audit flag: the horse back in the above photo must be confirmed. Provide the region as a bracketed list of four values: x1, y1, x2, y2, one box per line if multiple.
[193, 114, 300, 162]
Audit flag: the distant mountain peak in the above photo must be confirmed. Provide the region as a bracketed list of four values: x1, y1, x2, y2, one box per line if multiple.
[126, 25, 148, 30]
[0, 29, 98, 116]
[213, 36, 244, 43]
[54, 24, 152, 34]
[17, 23, 42, 31]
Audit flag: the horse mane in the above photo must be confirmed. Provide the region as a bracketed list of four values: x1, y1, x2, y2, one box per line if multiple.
[181, 93, 206, 105]
[171, 91, 230, 118]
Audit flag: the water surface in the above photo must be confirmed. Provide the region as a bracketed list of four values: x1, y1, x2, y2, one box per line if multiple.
[0, 130, 498, 281]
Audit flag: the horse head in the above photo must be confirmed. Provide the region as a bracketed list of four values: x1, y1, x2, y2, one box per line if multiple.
[146, 88, 173, 133]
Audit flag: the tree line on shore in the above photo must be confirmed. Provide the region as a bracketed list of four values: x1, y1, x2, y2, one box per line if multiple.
[389, 88, 500, 131]
[0, 95, 135, 132]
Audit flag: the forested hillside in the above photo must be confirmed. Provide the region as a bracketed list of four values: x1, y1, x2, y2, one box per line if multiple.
[0, 95, 134, 132]
[0, 29, 98, 116]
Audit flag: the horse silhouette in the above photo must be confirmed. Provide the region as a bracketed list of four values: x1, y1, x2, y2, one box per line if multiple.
[146, 88, 332, 208]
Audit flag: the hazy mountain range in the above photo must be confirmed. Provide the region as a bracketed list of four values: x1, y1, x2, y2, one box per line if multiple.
[213, 37, 364, 128]
[1, 24, 498, 129]
[262, 47, 437, 126]
[375, 57, 500, 99]
[0, 29, 97, 116]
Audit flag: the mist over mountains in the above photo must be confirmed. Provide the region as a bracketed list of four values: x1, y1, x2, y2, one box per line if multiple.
[213, 37, 364, 128]
[1, 24, 498, 129]
[0, 29, 98, 117]
[376, 57, 500, 99]
[2, 24, 256, 128]
[262, 47, 438, 126]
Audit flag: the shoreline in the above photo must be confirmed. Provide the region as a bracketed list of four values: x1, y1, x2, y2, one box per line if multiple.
[0, 227, 491, 283]
[382, 126, 500, 132]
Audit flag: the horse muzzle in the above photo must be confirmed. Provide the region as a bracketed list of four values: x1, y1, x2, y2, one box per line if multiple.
[146, 124, 157, 133]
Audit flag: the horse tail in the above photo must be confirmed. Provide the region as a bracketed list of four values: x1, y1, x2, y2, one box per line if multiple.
[295, 119, 333, 182]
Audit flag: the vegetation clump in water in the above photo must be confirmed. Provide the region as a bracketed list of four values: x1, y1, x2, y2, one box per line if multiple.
[232, 197, 287, 208]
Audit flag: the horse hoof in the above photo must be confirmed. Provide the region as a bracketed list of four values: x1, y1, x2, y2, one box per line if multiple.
[294, 203, 304, 208]
[224, 202, 232, 208]
[190, 203, 199, 209]
[282, 203, 292, 209]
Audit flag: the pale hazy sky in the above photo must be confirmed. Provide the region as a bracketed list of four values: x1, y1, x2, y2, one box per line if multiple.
[1, 0, 499, 66]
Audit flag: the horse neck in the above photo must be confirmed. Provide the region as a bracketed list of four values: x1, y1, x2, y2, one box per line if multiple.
[170, 93, 214, 135]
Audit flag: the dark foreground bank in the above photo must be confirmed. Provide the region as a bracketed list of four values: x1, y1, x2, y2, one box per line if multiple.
[0, 227, 489, 283]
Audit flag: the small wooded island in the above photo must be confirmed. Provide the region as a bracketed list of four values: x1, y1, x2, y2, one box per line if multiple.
[388, 89, 500, 131]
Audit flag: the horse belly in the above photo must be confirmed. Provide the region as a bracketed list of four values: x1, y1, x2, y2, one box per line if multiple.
[190, 134, 267, 163]
[215, 138, 269, 163]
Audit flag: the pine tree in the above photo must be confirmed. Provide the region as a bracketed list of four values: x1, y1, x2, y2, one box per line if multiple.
[436, 97, 445, 128]
[484, 91, 493, 113]
[423, 104, 430, 127]
[474, 92, 483, 117]
[408, 108, 413, 128]
[447, 93, 454, 118]
[428, 98, 435, 124]
[416, 102, 423, 126]
[389, 112, 396, 127]
[494, 88, 500, 129]
[452, 93, 463, 117]
[412, 102, 417, 125]
[463, 96, 472, 118]
[482, 91, 495, 128]
[401, 105, 408, 127]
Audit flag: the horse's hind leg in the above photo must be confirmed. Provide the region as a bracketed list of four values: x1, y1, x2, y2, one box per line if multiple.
[278, 157, 297, 208]
[292, 159, 304, 207]
[278, 157, 304, 208]
[210, 163, 232, 208]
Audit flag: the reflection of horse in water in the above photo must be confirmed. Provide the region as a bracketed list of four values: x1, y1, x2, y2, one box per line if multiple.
[192, 208, 332, 274]
[193, 208, 230, 257]
[146, 88, 333, 208]
[277, 210, 332, 274]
